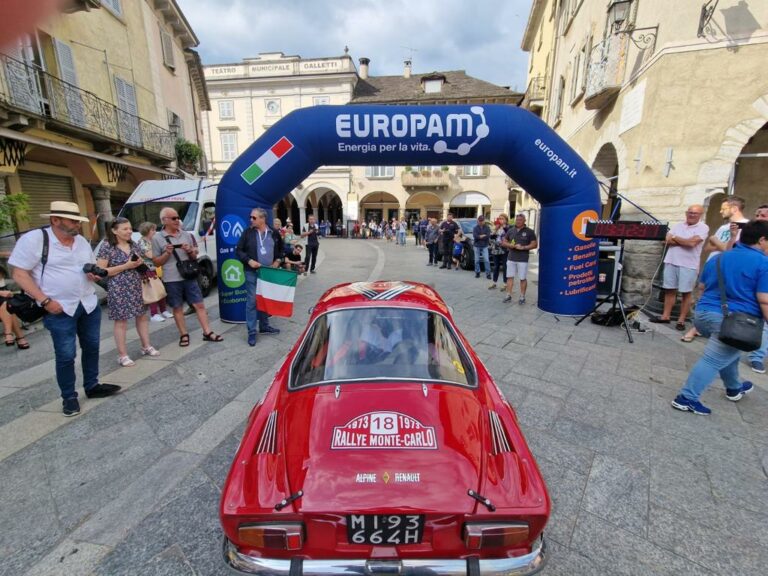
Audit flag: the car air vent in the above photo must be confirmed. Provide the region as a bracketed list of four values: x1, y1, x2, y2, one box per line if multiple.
[255, 410, 278, 454]
[489, 410, 511, 455]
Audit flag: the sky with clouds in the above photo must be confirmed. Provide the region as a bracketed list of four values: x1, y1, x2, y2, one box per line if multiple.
[179, 0, 534, 92]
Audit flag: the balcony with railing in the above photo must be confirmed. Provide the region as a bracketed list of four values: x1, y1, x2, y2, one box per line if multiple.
[584, 35, 628, 111]
[0, 53, 175, 160]
[401, 168, 450, 189]
[521, 76, 546, 112]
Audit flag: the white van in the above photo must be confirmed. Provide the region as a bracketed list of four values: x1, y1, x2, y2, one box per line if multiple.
[118, 179, 218, 296]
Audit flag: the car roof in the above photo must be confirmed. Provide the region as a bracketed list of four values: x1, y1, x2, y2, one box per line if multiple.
[313, 281, 450, 316]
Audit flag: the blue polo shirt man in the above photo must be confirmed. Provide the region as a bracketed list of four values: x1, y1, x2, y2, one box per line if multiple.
[672, 220, 768, 415]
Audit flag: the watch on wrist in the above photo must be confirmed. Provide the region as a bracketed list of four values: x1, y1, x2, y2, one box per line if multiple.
[40, 297, 51, 308]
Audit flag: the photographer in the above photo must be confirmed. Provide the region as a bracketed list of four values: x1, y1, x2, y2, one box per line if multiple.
[9, 201, 121, 417]
[96, 217, 159, 367]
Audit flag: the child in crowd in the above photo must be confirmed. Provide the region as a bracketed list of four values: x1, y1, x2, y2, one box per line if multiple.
[138, 221, 173, 322]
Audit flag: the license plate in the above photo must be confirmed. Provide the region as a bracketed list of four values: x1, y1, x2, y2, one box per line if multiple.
[347, 514, 424, 545]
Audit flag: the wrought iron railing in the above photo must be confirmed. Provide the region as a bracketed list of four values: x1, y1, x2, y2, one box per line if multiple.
[584, 35, 626, 109]
[525, 76, 546, 102]
[0, 53, 175, 159]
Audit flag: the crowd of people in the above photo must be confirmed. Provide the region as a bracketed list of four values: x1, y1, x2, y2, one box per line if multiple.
[656, 197, 768, 416]
[5, 196, 765, 420]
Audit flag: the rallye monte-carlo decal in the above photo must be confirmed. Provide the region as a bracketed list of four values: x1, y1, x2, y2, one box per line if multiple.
[331, 411, 437, 450]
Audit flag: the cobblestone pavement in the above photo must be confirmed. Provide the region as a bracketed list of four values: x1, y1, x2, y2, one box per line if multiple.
[1, 238, 767, 575]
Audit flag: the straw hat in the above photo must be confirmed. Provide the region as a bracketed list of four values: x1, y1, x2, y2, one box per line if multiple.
[40, 201, 89, 222]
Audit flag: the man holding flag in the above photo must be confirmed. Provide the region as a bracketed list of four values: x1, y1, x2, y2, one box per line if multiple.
[236, 208, 286, 346]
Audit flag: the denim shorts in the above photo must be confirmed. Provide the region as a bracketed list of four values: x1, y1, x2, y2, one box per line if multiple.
[165, 279, 203, 308]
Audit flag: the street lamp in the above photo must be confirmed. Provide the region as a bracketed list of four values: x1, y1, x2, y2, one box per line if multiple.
[608, 0, 632, 32]
[608, 0, 658, 51]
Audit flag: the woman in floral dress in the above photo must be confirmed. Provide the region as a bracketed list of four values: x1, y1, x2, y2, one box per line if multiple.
[97, 217, 159, 367]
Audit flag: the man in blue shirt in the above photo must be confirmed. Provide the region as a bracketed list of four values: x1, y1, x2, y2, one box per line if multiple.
[672, 220, 768, 415]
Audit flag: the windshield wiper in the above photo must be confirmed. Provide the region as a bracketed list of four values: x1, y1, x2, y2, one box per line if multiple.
[468, 489, 496, 512]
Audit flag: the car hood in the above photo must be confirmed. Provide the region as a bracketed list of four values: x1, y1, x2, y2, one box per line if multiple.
[281, 384, 484, 514]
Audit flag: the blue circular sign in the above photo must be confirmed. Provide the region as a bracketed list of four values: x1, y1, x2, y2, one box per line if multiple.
[219, 214, 247, 246]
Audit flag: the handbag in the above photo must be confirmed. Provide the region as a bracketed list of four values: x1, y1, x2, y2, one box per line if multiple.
[165, 236, 200, 279]
[6, 293, 46, 323]
[142, 276, 167, 305]
[716, 256, 764, 352]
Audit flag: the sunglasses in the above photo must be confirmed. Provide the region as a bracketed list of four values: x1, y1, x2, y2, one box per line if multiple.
[164, 216, 180, 221]
[250, 216, 261, 220]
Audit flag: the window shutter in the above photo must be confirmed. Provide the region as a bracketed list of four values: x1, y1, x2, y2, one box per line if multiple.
[102, 0, 122, 17]
[53, 39, 85, 126]
[114, 75, 141, 147]
[365, 166, 372, 177]
[159, 25, 175, 69]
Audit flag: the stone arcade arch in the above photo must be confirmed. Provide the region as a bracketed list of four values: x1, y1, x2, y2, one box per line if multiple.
[216, 105, 599, 321]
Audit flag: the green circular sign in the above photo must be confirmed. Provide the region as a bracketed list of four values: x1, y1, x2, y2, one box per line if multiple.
[220, 259, 245, 288]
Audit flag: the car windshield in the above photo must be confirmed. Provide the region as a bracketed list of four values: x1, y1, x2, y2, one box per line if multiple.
[459, 221, 475, 234]
[119, 202, 198, 232]
[290, 307, 475, 388]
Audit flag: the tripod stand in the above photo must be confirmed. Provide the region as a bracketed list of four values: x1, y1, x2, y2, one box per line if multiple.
[575, 238, 634, 343]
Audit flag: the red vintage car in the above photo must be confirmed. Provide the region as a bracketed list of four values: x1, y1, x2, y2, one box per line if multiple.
[221, 281, 550, 575]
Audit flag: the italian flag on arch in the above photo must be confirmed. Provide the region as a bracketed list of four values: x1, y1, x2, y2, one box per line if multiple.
[256, 267, 297, 317]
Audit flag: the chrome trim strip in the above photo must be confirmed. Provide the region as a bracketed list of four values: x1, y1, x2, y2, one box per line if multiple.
[255, 411, 277, 454]
[489, 411, 511, 455]
[223, 536, 546, 576]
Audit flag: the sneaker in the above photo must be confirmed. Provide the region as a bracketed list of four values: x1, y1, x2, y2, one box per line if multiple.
[117, 355, 135, 367]
[671, 394, 711, 415]
[750, 361, 766, 374]
[141, 346, 160, 357]
[725, 381, 754, 402]
[519, 296, 526, 305]
[486, 275, 492, 280]
[62, 398, 80, 417]
[502, 295, 512, 303]
[500, 286, 507, 291]
[248, 332, 257, 347]
[161, 310, 174, 319]
[488, 283, 497, 290]
[85, 383, 122, 399]
[310, 270, 316, 274]
[259, 326, 281, 335]
[475, 272, 480, 278]
[150, 313, 165, 322]
[426, 262, 433, 266]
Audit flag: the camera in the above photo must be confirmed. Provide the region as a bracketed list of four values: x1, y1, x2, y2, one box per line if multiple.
[83, 263, 108, 278]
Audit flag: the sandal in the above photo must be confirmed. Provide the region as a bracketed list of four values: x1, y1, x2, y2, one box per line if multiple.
[179, 333, 190, 347]
[675, 322, 686, 331]
[141, 346, 160, 357]
[680, 334, 695, 343]
[202, 331, 224, 342]
[117, 355, 135, 367]
[4, 333, 14, 347]
[15, 337, 30, 350]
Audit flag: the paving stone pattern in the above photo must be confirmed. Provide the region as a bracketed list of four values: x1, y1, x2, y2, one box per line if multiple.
[1, 239, 766, 575]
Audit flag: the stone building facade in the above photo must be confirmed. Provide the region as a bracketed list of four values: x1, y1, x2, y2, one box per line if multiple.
[0, 0, 209, 253]
[521, 0, 768, 303]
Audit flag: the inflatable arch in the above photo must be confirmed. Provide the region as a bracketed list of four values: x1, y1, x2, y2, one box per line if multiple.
[216, 105, 600, 322]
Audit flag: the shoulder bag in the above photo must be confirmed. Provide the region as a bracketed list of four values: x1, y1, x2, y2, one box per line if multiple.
[165, 236, 199, 279]
[716, 256, 764, 351]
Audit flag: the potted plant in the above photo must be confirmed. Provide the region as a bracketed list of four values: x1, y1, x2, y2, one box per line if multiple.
[0, 191, 28, 233]
[175, 139, 203, 173]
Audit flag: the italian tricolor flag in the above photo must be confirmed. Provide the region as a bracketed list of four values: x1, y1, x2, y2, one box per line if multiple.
[256, 267, 297, 317]
[241, 137, 294, 185]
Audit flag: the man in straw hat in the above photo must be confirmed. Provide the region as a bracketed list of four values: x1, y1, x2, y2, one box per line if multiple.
[10, 201, 121, 417]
